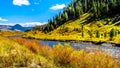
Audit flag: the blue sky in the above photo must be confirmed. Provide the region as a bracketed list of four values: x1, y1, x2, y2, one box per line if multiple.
[0, 0, 72, 27]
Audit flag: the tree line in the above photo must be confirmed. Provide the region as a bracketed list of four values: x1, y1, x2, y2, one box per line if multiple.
[36, 0, 120, 32]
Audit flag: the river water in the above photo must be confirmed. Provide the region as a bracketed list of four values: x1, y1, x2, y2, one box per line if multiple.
[40, 40, 120, 58]
[7, 35, 120, 59]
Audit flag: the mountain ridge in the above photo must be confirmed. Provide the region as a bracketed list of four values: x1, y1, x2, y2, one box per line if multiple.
[0, 24, 33, 31]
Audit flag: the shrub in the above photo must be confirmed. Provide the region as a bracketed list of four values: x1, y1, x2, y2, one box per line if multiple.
[9, 37, 120, 68]
[0, 37, 41, 67]
[52, 43, 74, 66]
[96, 30, 100, 38]
[9, 37, 41, 53]
[109, 28, 116, 40]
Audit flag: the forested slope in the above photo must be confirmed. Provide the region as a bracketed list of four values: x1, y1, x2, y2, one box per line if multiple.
[38, 0, 120, 32]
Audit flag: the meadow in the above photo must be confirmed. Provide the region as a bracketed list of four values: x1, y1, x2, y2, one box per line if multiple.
[8, 37, 120, 68]
[0, 36, 56, 68]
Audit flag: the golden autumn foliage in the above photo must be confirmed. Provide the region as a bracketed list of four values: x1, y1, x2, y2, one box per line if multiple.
[0, 31, 23, 37]
[70, 50, 117, 68]
[114, 35, 120, 44]
[9, 37, 41, 53]
[52, 44, 119, 68]
[9, 37, 53, 58]
[0, 37, 56, 68]
[9, 37, 120, 68]
[52, 43, 74, 66]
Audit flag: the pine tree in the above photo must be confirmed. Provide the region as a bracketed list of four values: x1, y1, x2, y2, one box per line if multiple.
[70, 6, 75, 18]
[57, 14, 62, 25]
[50, 24, 54, 30]
[88, 30, 93, 38]
[96, 30, 100, 38]
[75, 5, 81, 18]
[109, 28, 115, 40]
[42, 0, 120, 32]
[92, 1, 97, 17]
[64, 12, 68, 21]
[97, 2, 101, 17]
[113, 0, 117, 7]
[81, 24, 84, 37]
[105, 4, 109, 13]
[75, 1, 83, 18]
[84, 0, 87, 12]
[53, 20, 57, 28]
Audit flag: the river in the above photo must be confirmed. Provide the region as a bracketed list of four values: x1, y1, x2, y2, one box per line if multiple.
[7, 35, 120, 59]
[40, 40, 120, 58]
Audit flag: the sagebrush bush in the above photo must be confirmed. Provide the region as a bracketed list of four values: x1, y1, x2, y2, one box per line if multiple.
[0, 37, 41, 67]
[52, 44, 119, 68]
[9, 37, 41, 53]
[53, 43, 74, 66]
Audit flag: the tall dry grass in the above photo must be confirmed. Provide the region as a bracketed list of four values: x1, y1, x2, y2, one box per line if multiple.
[9, 37, 120, 68]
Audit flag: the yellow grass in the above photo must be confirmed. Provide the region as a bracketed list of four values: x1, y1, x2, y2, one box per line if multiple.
[0, 36, 56, 67]
[24, 13, 120, 44]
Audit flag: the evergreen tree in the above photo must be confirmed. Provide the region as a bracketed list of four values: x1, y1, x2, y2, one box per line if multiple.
[88, 30, 93, 38]
[84, 0, 87, 12]
[53, 20, 57, 27]
[75, 4, 81, 18]
[50, 24, 54, 30]
[81, 24, 84, 37]
[97, 2, 101, 17]
[64, 12, 68, 21]
[40, 0, 120, 32]
[109, 28, 115, 40]
[92, 1, 97, 17]
[96, 30, 100, 38]
[75, 1, 83, 18]
[105, 4, 109, 13]
[70, 6, 75, 18]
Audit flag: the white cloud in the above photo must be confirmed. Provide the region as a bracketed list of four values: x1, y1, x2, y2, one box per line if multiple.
[13, 0, 30, 6]
[50, 4, 66, 10]
[0, 17, 8, 22]
[0, 22, 47, 27]
[20, 22, 47, 27]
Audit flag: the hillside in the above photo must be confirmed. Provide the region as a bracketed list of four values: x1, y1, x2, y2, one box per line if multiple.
[50, 13, 120, 42]
[41, 0, 120, 32]
[24, 13, 120, 44]
[26, 0, 120, 44]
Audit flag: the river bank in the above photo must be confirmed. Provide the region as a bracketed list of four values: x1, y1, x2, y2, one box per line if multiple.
[22, 35, 120, 47]
[7, 36, 120, 67]
[8, 35, 120, 59]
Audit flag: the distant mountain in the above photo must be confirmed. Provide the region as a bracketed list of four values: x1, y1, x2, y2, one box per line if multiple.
[0, 25, 12, 31]
[0, 24, 33, 31]
[10, 24, 33, 31]
[0, 25, 12, 29]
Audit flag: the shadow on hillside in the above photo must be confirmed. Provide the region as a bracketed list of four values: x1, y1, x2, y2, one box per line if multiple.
[81, 15, 95, 25]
